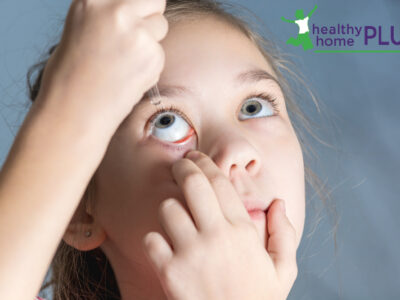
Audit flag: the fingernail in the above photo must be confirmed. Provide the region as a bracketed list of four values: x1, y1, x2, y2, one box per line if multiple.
[185, 150, 200, 160]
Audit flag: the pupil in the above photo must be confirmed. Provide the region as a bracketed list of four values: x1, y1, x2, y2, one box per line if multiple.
[247, 104, 256, 113]
[156, 114, 175, 128]
[160, 115, 171, 125]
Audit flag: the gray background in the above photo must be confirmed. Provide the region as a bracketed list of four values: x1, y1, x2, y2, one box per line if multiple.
[0, 0, 399, 299]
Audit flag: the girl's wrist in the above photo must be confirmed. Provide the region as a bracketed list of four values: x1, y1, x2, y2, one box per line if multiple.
[18, 90, 118, 172]
[32, 86, 121, 146]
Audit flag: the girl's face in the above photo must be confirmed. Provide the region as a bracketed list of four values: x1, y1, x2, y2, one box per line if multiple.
[74, 16, 305, 298]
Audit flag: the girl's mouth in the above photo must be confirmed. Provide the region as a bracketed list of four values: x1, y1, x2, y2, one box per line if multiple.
[247, 209, 267, 221]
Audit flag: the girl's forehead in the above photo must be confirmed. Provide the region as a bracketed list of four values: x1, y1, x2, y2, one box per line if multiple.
[160, 17, 276, 85]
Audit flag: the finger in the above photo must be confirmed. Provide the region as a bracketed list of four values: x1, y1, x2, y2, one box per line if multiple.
[266, 199, 298, 284]
[185, 151, 251, 225]
[140, 13, 169, 41]
[108, 0, 166, 30]
[171, 158, 225, 232]
[142, 231, 173, 277]
[158, 198, 198, 252]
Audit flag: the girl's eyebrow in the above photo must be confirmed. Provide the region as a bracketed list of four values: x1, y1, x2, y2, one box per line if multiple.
[142, 68, 280, 102]
[235, 68, 280, 88]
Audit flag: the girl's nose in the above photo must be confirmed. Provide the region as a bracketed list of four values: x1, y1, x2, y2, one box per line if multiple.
[201, 129, 262, 179]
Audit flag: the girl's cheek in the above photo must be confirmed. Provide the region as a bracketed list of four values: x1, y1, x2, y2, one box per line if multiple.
[246, 116, 289, 137]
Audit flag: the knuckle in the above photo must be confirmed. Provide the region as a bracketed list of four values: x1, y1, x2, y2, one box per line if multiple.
[111, 2, 131, 30]
[154, 0, 167, 14]
[132, 25, 151, 51]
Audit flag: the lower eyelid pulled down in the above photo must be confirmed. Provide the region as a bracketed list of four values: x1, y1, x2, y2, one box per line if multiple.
[150, 133, 196, 152]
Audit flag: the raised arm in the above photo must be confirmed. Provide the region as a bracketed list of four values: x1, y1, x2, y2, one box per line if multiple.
[0, 0, 169, 297]
[307, 4, 317, 18]
[281, 16, 295, 23]
[0, 92, 115, 299]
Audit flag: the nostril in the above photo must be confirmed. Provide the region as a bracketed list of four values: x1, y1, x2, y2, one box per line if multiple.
[246, 160, 256, 172]
[229, 164, 238, 179]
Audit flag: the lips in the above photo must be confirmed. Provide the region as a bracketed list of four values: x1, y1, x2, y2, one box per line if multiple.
[247, 209, 266, 220]
[243, 197, 269, 212]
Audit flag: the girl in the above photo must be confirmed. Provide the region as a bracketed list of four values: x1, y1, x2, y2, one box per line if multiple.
[0, 0, 334, 299]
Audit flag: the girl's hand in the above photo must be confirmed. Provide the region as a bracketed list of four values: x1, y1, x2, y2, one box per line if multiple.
[36, 0, 168, 129]
[142, 151, 299, 300]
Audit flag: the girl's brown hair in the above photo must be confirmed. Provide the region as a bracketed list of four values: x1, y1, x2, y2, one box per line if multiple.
[27, 0, 338, 298]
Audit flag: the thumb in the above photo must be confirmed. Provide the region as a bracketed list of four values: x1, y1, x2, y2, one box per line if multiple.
[266, 198, 298, 284]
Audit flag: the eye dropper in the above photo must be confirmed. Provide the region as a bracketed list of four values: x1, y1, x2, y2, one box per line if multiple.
[149, 83, 162, 105]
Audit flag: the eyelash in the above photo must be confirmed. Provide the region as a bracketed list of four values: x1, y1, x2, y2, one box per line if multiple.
[148, 92, 279, 126]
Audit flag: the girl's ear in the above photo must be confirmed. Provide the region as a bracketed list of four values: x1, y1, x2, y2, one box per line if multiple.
[63, 199, 106, 251]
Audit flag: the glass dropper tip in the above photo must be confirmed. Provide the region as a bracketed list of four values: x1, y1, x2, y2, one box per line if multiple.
[150, 84, 162, 106]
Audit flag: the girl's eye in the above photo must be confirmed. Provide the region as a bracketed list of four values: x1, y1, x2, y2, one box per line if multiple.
[149, 110, 194, 143]
[238, 93, 279, 120]
[147, 92, 278, 143]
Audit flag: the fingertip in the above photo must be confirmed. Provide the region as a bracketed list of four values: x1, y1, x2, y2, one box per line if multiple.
[269, 198, 285, 218]
[267, 198, 293, 237]
[142, 231, 173, 274]
[142, 231, 157, 253]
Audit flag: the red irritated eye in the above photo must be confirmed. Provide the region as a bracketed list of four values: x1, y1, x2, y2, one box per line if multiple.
[172, 127, 195, 144]
[149, 108, 194, 143]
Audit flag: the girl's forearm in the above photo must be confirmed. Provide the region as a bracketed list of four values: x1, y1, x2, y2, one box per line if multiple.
[0, 94, 116, 299]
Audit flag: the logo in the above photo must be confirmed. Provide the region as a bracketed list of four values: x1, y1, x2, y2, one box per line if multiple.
[281, 5, 317, 51]
[281, 5, 400, 53]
